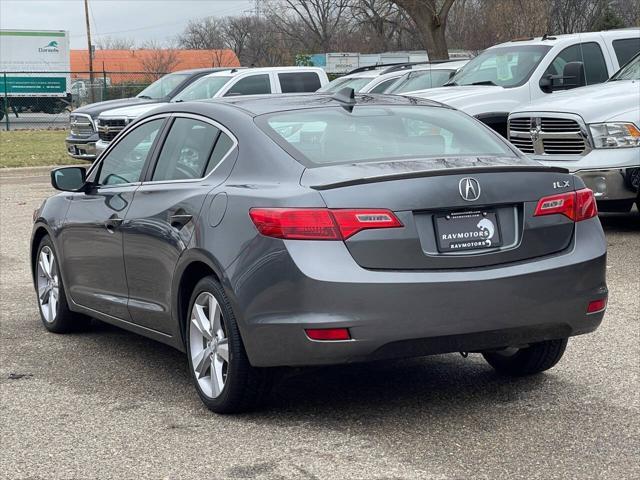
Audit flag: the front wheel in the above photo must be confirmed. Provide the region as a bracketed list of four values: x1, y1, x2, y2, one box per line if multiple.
[35, 235, 88, 333]
[482, 338, 568, 376]
[185, 276, 271, 413]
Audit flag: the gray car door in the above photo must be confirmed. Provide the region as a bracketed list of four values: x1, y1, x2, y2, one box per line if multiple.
[58, 117, 166, 319]
[122, 114, 237, 334]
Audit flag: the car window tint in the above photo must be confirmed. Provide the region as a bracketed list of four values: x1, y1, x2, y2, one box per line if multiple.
[98, 119, 163, 186]
[261, 106, 514, 167]
[278, 72, 322, 92]
[368, 78, 398, 94]
[204, 132, 235, 176]
[225, 74, 271, 96]
[152, 118, 220, 181]
[613, 38, 640, 67]
[545, 42, 609, 86]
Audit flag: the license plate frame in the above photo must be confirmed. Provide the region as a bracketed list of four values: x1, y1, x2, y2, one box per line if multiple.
[434, 210, 503, 253]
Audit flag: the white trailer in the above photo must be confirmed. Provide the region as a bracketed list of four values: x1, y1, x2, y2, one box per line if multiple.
[0, 29, 71, 120]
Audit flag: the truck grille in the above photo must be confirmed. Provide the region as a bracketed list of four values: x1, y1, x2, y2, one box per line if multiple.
[508, 116, 588, 156]
[97, 118, 127, 142]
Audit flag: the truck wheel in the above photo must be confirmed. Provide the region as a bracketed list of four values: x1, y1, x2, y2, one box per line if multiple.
[482, 338, 568, 376]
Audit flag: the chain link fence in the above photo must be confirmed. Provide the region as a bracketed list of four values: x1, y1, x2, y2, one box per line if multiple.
[1, 71, 167, 131]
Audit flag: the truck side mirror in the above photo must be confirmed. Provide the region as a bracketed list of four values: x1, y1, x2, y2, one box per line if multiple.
[562, 61, 586, 90]
[539, 74, 554, 93]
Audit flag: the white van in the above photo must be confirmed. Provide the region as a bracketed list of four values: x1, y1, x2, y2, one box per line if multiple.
[95, 67, 328, 154]
[408, 29, 640, 137]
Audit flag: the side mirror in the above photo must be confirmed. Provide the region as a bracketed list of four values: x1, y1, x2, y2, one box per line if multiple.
[51, 166, 87, 192]
[562, 61, 586, 89]
[539, 73, 554, 93]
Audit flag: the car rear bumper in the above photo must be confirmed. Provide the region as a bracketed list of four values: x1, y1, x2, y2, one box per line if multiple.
[228, 218, 608, 367]
[65, 135, 98, 160]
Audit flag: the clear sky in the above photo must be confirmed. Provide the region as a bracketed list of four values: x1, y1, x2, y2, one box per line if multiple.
[1, 0, 254, 48]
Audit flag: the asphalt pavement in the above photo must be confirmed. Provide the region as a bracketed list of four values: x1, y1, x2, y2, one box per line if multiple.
[1, 169, 638, 480]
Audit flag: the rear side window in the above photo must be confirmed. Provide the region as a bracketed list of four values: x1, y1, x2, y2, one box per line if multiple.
[613, 38, 640, 67]
[204, 132, 235, 176]
[225, 74, 271, 96]
[368, 78, 398, 93]
[545, 42, 609, 85]
[258, 106, 514, 167]
[278, 72, 322, 93]
[152, 118, 220, 181]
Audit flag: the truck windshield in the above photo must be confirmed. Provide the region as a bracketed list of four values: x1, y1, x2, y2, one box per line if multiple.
[257, 106, 515, 167]
[318, 76, 375, 93]
[610, 54, 640, 81]
[171, 76, 233, 102]
[448, 45, 551, 88]
[137, 73, 189, 99]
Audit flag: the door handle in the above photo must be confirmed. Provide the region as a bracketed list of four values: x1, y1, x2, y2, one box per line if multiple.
[170, 213, 193, 229]
[104, 215, 123, 233]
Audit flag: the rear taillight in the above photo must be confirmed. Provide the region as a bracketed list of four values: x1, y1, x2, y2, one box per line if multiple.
[305, 328, 351, 341]
[534, 188, 598, 222]
[249, 208, 402, 240]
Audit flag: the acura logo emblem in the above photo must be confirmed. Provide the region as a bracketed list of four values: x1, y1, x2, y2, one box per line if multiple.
[459, 177, 481, 201]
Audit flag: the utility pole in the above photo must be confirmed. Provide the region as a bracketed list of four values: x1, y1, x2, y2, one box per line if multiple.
[84, 0, 95, 102]
[255, 0, 262, 18]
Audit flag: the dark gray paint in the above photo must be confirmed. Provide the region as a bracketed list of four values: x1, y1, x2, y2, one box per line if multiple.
[33, 94, 608, 368]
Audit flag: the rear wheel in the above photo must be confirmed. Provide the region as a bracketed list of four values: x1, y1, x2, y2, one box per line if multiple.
[35, 236, 87, 333]
[185, 276, 271, 413]
[482, 338, 568, 376]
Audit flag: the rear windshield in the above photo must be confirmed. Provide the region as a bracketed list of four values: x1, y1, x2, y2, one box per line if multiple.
[388, 69, 456, 93]
[257, 106, 515, 167]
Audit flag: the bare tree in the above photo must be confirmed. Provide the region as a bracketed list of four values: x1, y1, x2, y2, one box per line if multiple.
[179, 17, 226, 49]
[140, 42, 180, 80]
[96, 36, 136, 50]
[350, 0, 410, 51]
[223, 16, 255, 63]
[267, 0, 352, 52]
[390, 0, 457, 59]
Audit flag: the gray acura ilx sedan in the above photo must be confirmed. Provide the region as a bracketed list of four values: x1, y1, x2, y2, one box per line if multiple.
[31, 92, 608, 413]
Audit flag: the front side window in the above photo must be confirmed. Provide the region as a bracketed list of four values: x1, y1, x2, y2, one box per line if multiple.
[259, 106, 514, 167]
[152, 118, 221, 181]
[612, 38, 640, 67]
[544, 42, 609, 86]
[450, 45, 551, 88]
[98, 119, 164, 186]
[172, 76, 233, 102]
[137, 73, 189, 99]
[224, 74, 271, 96]
[279, 72, 322, 93]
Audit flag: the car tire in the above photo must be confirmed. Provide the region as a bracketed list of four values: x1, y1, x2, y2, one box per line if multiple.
[482, 338, 568, 376]
[185, 276, 272, 413]
[35, 235, 87, 333]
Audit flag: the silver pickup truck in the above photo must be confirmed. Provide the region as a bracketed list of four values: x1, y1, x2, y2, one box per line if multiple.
[508, 53, 640, 212]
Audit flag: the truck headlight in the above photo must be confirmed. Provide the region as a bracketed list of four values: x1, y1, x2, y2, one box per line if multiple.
[589, 122, 640, 148]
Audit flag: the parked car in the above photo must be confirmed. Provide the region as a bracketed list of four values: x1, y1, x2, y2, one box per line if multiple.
[407, 29, 640, 137]
[508, 52, 640, 213]
[66, 68, 231, 160]
[318, 60, 467, 94]
[383, 61, 468, 94]
[94, 67, 329, 155]
[33, 92, 607, 413]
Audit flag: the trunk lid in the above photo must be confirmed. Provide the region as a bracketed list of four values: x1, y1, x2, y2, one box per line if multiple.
[302, 158, 575, 269]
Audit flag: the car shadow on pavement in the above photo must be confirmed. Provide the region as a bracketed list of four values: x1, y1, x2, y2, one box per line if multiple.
[599, 208, 639, 232]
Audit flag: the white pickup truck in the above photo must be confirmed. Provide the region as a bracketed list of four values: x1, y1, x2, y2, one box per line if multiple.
[408, 29, 640, 138]
[508, 53, 640, 213]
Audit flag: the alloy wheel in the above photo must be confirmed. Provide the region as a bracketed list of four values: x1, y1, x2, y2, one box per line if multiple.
[37, 246, 59, 323]
[189, 291, 229, 399]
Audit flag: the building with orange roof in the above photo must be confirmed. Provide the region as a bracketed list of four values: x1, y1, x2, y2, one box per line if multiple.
[71, 49, 240, 83]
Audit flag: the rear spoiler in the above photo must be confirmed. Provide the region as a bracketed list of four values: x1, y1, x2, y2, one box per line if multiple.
[308, 165, 570, 191]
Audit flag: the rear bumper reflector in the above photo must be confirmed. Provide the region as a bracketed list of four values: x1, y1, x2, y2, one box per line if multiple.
[305, 328, 351, 341]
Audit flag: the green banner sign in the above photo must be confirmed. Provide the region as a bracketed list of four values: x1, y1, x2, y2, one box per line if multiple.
[1, 76, 67, 94]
